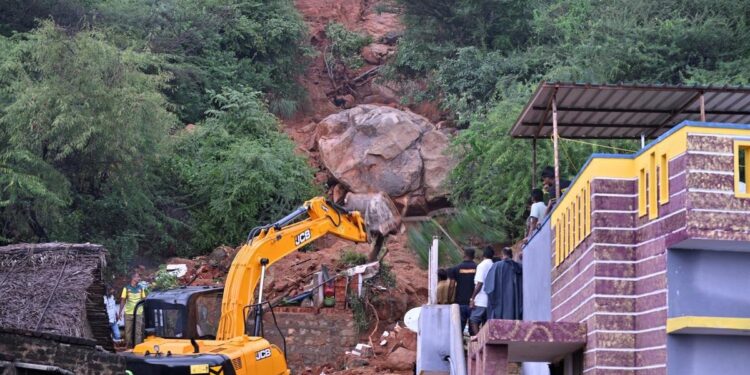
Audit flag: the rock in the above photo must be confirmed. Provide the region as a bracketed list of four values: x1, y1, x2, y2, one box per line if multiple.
[332, 184, 348, 204]
[207, 246, 236, 272]
[342, 94, 356, 109]
[361, 46, 380, 65]
[420, 130, 457, 201]
[361, 43, 391, 64]
[344, 192, 401, 236]
[316, 105, 455, 202]
[362, 83, 399, 105]
[384, 347, 416, 371]
[380, 31, 402, 45]
[395, 328, 417, 351]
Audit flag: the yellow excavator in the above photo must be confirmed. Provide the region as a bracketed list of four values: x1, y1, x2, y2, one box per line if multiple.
[122, 197, 370, 374]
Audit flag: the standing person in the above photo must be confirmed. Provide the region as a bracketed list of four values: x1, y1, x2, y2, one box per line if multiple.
[120, 273, 146, 348]
[104, 286, 122, 342]
[469, 246, 495, 335]
[526, 188, 547, 242]
[484, 247, 523, 320]
[451, 248, 477, 333]
[541, 166, 571, 205]
[436, 269, 455, 304]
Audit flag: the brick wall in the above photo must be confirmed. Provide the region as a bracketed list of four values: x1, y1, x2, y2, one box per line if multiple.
[550, 155, 687, 374]
[0, 327, 125, 374]
[263, 307, 358, 370]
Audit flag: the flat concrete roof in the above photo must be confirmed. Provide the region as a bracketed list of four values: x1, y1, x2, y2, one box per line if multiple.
[474, 320, 587, 362]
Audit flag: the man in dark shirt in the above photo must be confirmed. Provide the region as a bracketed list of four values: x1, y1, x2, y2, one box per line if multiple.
[541, 166, 571, 213]
[450, 248, 477, 334]
[484, 247, 523, 320]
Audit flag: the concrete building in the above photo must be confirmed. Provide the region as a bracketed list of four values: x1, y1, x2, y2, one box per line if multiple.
[469, 83, 750, 375]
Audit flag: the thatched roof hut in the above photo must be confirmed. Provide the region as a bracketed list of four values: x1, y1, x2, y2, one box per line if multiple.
[0, 242, 114, 351]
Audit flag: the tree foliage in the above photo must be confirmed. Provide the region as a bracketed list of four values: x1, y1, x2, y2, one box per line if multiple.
[168, 88, 318, 255]
[0, 3, 318, 272]
[325, 23, 372, 70]
[0, 22, 178, 272]
[93, 0, 311, 122]
[0, 0, 311, 123]
[393, 0, 750, 238]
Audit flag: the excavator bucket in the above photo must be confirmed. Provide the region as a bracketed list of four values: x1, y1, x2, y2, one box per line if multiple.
[344, 192, 401, 237]
[344, 192, 401, 261]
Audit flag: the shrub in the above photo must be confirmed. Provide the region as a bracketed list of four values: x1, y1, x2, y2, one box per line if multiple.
[152, 265, 180, 291]
[337, 248, 368, 268]
[325, 22, 372, 70]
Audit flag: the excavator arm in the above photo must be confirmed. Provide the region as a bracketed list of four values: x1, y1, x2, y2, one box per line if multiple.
[216, 197, 368, 340]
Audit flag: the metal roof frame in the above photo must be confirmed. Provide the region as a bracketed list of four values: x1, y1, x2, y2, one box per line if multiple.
[512, 82, 750, 199]
[510, 82, 750, 139]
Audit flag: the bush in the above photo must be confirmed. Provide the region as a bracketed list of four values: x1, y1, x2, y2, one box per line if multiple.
[0, 22, 179, 269]
[406, 207, 508, 267]
[337, 248, 368, 268]
[94, 0, 311, 122]
[348, 295, 371, 333]
[325, 23, 372, 70]
[376, 262, 396, 288]
[168, 87, 318, 256]
[152, 265, 180, 291]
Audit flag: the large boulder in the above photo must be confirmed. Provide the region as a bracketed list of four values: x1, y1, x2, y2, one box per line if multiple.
[317, 105, 456, 203]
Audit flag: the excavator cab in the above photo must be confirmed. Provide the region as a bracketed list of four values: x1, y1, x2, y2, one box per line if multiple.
[140, 286, 224, 341]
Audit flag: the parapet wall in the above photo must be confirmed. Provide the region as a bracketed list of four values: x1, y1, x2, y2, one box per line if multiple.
[0, 327, 125, 374]
[262, 307, 358, 370]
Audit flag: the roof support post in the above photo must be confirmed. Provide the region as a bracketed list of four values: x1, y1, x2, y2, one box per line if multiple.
[532, 138, 537, 189]
[700, 93, 706, 122]
[647, 91, 703, 138]
[552, 93, 560, 200]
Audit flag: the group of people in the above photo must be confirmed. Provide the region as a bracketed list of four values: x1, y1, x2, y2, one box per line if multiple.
[103, 272, 148, 348]
[437, 246, 523, 335]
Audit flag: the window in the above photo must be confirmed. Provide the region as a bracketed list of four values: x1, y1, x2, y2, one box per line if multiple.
[735, 141, 750, 198]
[195, 293, 222, 338]
[151, 307, 185, 338]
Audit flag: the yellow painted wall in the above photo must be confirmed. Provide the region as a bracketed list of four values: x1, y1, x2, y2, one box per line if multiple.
[552, 125, 750, 267]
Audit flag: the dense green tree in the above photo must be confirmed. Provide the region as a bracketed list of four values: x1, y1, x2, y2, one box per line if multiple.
[0, 0, 91, 35]
[392, 0, 750, 238]
[167, 88, 318, 255]
[0, 22, 179, 271]
[94, 0, 310, 122]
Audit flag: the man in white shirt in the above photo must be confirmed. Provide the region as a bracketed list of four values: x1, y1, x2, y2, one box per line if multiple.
[525, 188, 547, 242]
[104, 286, 122, 342]
[469, 246, 495, 335]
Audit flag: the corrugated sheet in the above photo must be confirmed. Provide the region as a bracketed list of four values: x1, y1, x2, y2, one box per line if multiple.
[510, 82, 750, 139]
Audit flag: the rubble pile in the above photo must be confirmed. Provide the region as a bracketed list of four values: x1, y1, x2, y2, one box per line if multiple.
[329, 322, 417, 375]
